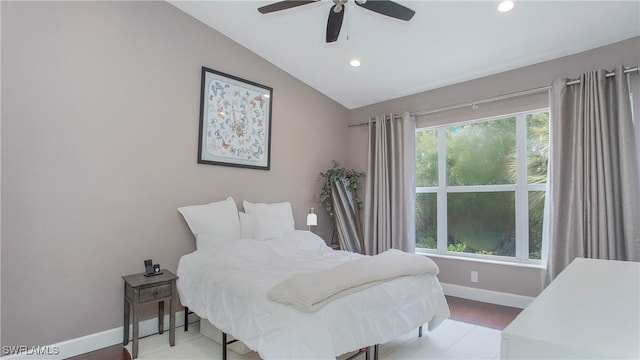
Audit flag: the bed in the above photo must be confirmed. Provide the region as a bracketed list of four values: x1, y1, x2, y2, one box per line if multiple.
[176, 197, 450, 359]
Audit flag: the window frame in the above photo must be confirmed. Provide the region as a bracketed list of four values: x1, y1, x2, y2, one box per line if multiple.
[415, 108, 549, 265]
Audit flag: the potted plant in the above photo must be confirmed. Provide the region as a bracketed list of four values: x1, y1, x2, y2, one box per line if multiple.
[318, 160, 364, 216]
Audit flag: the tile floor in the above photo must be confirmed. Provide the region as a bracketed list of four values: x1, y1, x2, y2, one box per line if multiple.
[128, 319, 500, 359]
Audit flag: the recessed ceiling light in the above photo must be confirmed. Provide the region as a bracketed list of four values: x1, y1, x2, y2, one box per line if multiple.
[498, 0, 514, 13]
[350, 59, 361, 67]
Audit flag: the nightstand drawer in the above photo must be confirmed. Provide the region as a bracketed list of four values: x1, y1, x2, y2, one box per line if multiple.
[139, 284, 171, 302]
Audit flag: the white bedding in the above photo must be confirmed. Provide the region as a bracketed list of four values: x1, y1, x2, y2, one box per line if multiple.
[177, 230, 450, 359]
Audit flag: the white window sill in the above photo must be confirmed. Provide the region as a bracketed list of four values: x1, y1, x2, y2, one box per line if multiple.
[416, 249, 544, 270]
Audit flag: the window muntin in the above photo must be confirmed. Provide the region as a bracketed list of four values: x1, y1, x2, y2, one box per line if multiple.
[415, 109, 549, 263]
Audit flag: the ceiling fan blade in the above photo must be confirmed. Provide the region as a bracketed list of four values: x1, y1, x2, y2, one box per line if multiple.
[258, 0, 318, 14]
[355, 0, 415, 21]
[326, 5, 345, 43]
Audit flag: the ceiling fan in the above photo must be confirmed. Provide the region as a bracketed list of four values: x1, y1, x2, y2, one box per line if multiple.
[258, 0, 415, 43]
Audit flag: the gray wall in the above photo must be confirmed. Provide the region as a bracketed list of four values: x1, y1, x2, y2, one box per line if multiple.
[348, 37, 640, 298]
[2, 0, 639, 349]
[1, 1, 348, 347]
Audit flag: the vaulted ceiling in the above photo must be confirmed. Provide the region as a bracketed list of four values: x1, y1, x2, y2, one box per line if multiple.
[170, 1, 640, 109]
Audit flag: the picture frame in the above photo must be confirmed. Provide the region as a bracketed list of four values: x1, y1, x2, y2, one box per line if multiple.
[198, 66, 273, 170]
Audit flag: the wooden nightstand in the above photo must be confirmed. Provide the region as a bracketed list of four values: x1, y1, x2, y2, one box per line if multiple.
[122, 269, 178, 359]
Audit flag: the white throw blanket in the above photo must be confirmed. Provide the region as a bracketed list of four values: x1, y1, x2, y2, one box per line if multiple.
[267, 249, 440, 312]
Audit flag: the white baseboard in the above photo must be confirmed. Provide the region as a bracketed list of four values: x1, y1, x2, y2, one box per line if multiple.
[441, 283, 534, 309]
[1, 311, 186, 360]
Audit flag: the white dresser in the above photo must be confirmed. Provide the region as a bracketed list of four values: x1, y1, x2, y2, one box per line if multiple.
[501, 258, 640, 359]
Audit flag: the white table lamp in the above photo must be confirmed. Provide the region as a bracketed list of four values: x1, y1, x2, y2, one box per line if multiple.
[306, 208, 317, 230]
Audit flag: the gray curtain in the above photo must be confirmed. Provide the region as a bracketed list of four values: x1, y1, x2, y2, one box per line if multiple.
[363, 112, 416, 255]
[331, 180, 364, 253]
[546, 65, 640, 283]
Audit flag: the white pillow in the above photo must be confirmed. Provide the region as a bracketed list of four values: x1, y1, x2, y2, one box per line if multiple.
[242, 200, 295, 232]
[238, 211, 254, 239]
[177, 197, 240, 249]
[239, 211, 288, 241]
[253, 214, 286, 241]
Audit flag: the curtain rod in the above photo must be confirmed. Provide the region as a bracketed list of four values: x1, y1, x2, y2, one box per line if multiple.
[348, 66, 639, 128]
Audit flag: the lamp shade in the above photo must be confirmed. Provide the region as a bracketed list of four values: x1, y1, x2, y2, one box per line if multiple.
[306, 208, 317, 226]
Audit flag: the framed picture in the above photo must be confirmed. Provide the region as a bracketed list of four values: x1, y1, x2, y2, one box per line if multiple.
[198, 66, 273, 170]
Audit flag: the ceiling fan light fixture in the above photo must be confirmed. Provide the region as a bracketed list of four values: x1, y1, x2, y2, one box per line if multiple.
[498, 0, 515, 13]
[350, 59, 361, 67]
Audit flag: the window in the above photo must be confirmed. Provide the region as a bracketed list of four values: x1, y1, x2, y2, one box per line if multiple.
[415, 109, 549, 263]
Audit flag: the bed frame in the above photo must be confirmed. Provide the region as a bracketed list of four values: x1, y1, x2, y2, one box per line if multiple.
[184, 307, 423, 360]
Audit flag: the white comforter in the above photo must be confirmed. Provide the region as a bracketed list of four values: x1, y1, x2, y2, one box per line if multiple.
[177, 231, 450, 359]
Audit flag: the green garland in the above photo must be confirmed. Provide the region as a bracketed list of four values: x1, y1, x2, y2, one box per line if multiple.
[318, 160, 364, 217]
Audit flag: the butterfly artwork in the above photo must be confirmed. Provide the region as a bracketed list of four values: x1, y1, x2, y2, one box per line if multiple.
[199, 67, 272, 169]
[217, 107, 225, 118]
[253, 145, 264, 160]
[209, 81, 226, 97]
[253, 95, 265, 109]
